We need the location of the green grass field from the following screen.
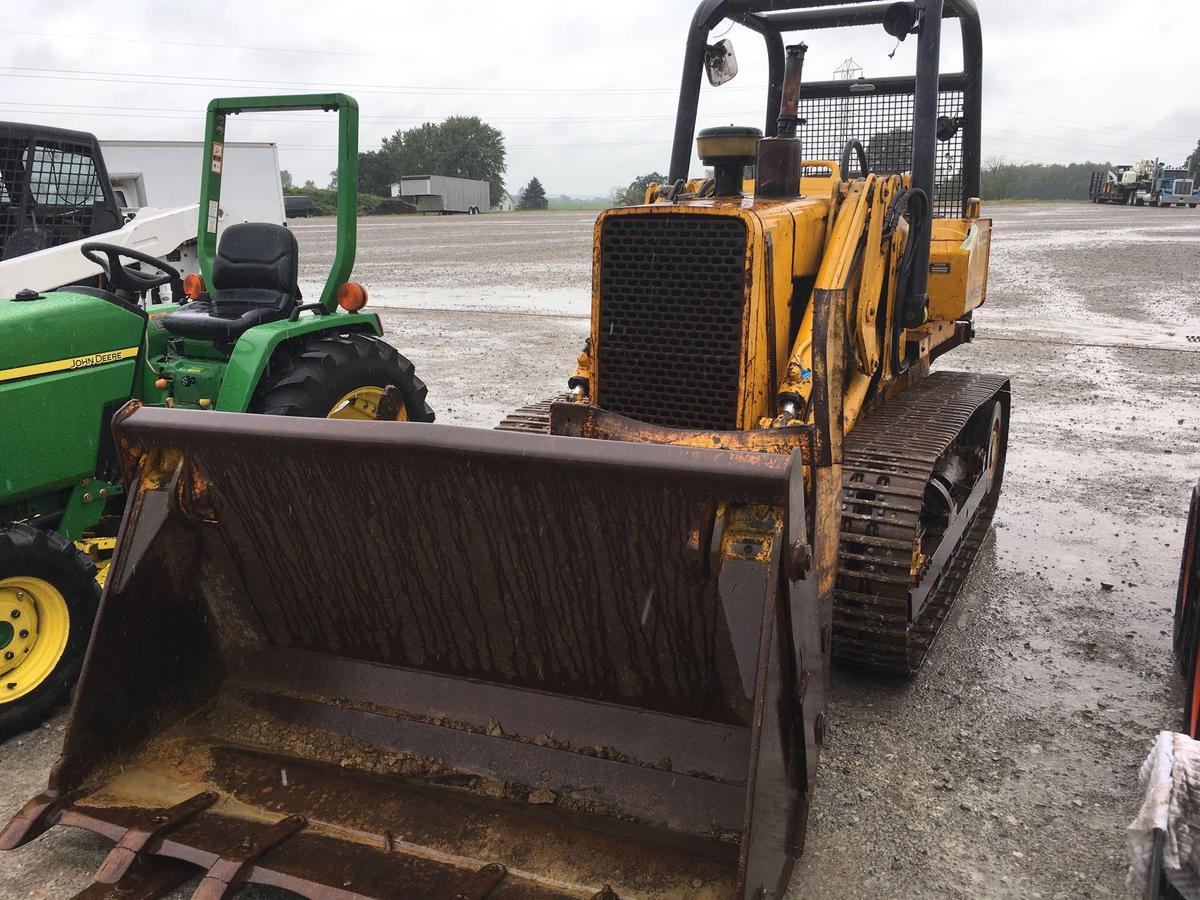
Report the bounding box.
[546,198,611,211]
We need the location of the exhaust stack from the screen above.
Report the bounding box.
[756,43,808,199]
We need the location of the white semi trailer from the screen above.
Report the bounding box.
[391,175,490,214]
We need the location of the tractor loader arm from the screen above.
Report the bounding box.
[0,204,198,297]
[777,173,908,431]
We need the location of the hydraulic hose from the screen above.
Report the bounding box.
[883,187,930,376]
[840,139,870,180]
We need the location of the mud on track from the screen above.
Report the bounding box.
[2,205,1198,899]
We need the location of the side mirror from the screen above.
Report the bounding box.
[883,2,919,40]
[936,116,961,142]
[705,39,739,87]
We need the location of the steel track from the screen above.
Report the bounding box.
[834,371,1010,675]
[495,396,569,433]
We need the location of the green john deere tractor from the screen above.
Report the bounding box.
[0,94,433,738]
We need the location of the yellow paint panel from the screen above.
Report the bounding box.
[927,218,992,321]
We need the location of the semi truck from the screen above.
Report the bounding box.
[1157,166,1198,208]
[1090,158,1198,208]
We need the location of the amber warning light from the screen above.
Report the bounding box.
[337,282,368,312]
[182,273,205,300]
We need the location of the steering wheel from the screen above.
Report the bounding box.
[81,242,183,303]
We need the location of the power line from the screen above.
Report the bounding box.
[0,99,764,127]
[5,99,1186,156]
[979,126,1190,159]
[0,110,1162,163]
[1,98,1185,166]
[984,103,1198,143]
[0,28,679,69]
[1,80,1190,159]
[0,64,754,97]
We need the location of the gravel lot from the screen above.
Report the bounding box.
[3,204,1198,899]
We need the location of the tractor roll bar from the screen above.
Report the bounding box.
[669,0,983,211]
[197,94,359,316]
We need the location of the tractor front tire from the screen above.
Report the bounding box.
[0,524,100,741]
[250,333,435,422]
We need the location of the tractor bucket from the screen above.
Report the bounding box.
[2,406,830,900]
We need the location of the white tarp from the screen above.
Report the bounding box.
[1129,731,1200,898]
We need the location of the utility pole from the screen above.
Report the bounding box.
[834,58,864,150]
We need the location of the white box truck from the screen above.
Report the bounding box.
[100,140,286,226]
[392,175,490,214]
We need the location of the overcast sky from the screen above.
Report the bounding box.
[6,1,1198,197]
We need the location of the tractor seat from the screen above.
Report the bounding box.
[161,223,301,343]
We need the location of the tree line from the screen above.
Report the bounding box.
[282,116,556,213]
[357,117,507,208]
[609,155,1198,207]
[980,159,1109,201]
[286,118,1200,211]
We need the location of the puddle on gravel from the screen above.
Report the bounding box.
[980,311,1200,353]
[973,475,1182,720]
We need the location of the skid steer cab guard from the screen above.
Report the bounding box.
[2,393,838,899]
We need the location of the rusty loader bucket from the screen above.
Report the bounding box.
[2,407,834,899]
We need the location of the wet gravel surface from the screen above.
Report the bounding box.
[2,204,1198,899]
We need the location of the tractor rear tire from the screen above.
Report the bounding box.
[250,333,435,422]
[0,523,100,741]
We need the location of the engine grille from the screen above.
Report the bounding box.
[596,214,747,431]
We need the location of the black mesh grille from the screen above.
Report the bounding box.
[0,134,107,261]
[800,88,965,218]
[597,214,747,431]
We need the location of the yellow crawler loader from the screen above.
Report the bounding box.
[2,1,1005,898]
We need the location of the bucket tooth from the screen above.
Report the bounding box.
[71,855,198,900]
[191,814,307,900]
[0,790,75,850]
[94,792,218,884]
[447,863,508,900]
